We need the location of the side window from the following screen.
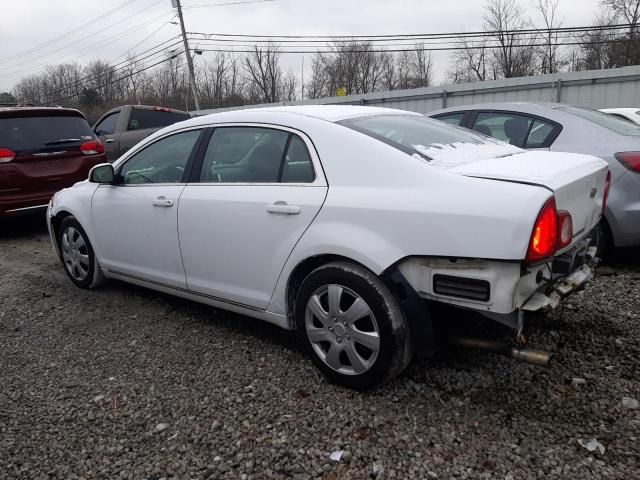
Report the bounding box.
[118,129,201,184]
[525,119,556,148]
[472,112,533,147]
[127,109,190,131]
[281,135,315,183]
[434,113,465,126]
[94,112,120,136]
[199,127,289,183]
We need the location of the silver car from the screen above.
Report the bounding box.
[427,102,640,252]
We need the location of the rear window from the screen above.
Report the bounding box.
[340,114,523,169]
[0,115,94,152]
[560,106,640,136]
[127,109,190,131]
[341,114,489,156]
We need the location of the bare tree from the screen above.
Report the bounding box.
[484,0,537,78]
[410,44,433,88]
[447,38,489,83]
[533,0,565,73]
[243,44,282,103]
[602,0,640,65]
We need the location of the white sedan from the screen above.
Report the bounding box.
[47,106,609,389]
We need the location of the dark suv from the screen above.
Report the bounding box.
[0,107,106,216]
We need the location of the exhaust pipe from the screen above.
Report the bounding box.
[448,336,552,368]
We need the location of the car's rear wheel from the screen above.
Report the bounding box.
[57,216,104,289]
[295,261,412,390]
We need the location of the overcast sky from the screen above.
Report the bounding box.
[1,0,603,92]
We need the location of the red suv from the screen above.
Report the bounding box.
[0,107,106,217]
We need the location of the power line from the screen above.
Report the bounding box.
[0,0,168,74]
[187,22,636,41]
[181,0,274,7]
[0,0,140,66]
[1,11,175,81]
[193,38,629,55]
[48,53,183,104]
[34,39,184,102]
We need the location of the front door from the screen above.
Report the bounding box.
[94,111,121,161]
[178,126,327,309]
[91,128,203,287]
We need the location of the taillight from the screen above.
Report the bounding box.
[0,147,16,163]
[80,140,104,155]
[602,170,611,213]
[557,210,573,249]
[526,197,573,263]
[615,152,640,172]
[527,198,558,263]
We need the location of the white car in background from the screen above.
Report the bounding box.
[599,108,640,125]
[47,106,609,389]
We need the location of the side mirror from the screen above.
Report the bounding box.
[89,163,115,184]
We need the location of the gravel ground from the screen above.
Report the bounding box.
[0,215,639,480]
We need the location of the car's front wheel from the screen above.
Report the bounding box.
[57,216,104,289]
[295,261,412,390]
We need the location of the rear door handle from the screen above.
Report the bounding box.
[266,202,301,215]
[152,196,174,208]
[104,138,115,144]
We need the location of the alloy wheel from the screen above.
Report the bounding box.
[304,284,380,375]
[61,226,90,282]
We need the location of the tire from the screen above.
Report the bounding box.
[593,218,613,259]
[57,216,105,289]
[295,261,413,390]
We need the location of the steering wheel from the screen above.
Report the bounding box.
[152,165,185,183]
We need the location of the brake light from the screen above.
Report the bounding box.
[80,140,104,155]
[527,198,558,263]
[602,170,611,213]
[153,107,171,112]
[0,147,16,163]
[615,152,640,172]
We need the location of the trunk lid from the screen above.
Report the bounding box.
[447,150,609,245]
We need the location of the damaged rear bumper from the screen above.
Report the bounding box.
[521,245,597,314]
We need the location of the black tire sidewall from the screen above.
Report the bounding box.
[57,216,96,289]
[295,263,409,390]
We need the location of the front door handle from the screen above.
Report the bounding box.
[266,202,301,215]
[152,196,174,208]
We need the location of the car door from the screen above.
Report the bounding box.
[469,111,560,150]
[178,125,328,310]
[94,111,121,161]
[91,128,204,287]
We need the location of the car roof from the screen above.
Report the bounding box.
[194,105,420,124]
[0,106,86,119]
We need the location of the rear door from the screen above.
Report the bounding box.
[178,124,327,310]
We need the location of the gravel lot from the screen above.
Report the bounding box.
[1,215,639,480]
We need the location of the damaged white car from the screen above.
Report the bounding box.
[47,106,610,389]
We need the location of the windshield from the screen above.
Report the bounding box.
[0,115,94,152]
[559,106,640,136]
[340,114,523,169]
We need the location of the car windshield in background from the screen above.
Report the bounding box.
[340,114,488,159]
[127,109,190,131]
[0,115,94,152]
[560,105,640,136]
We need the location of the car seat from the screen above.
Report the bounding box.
[247,143,283,182]
[503,117,530,147]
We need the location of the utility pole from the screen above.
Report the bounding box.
[174,0,200,111]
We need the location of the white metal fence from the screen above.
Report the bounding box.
[197,65,640,116]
